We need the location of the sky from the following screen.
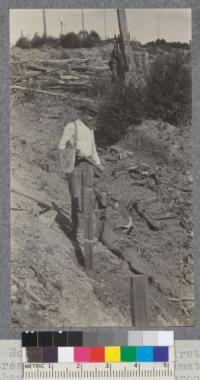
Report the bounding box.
[10,9,191,45]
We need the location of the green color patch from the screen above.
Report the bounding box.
[120,346,137,362]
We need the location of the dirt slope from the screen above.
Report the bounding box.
[11,45,194,327]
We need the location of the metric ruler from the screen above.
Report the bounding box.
[23,362,175,380]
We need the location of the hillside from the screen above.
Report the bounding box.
[11,44,193,327]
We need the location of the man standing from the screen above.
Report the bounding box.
[58,116,103,243]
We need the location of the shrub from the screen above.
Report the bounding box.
[15,30,101,50]
[15,36,31,49]
[31,33,45,48]
[95,81,145,145]
[60,32,81,48]
[90,72,111,97]
[46,36,60,48]
[78,30,89,42]
[89,30,101,45]
[90,30,101,42]
[146,52,192,126]
[78,30,101,48]
[84,31,101,48]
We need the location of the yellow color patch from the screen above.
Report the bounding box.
[105,346,121,362]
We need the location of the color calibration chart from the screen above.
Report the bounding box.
[22,330,175,379]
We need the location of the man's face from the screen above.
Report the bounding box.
[82,115,93,129]
[82,115,93,125]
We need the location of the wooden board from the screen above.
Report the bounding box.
[130,275,148,326]
[84,240,93,271]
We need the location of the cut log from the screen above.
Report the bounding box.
[60,74,90,81]
[155,214,177,221]
[24,64,50,73]
[12,71,42,79]
[48,81,92,90]
[70,96,99,113]
[170,298,194,302]
[131,201,160,231]
[11,85,68,99]
[130,275,148,326]
[72,65,109,73]
[84,240,93,271]
[11,184,70,217]
[38,59,70,72]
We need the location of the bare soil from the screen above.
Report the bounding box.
[11,44,194,328]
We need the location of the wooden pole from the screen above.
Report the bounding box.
[81,10,85,36]
[156,12,160,40]
[83,163,94,270]
[103,10,107,40]
[42,9,47,41]
[130,275,148,326]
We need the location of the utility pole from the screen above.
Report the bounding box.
[103,10,107,40]
[81,9,85,35]
[156,12,160,40]
[42,9,47,41]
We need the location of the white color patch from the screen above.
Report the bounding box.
[158,331,174,346]
[143,331,158,346]
[58,347,74,363]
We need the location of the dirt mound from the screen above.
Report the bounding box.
[121,119,191,168]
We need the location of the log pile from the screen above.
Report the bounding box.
[10,53,109,112]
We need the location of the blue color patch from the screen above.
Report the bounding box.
[153,346,169,362]
[136,346,153,362]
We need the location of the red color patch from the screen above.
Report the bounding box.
[90,347,105,362]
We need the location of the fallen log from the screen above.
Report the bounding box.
[60,74,90,81]
[24,63,51,73]
[131,201,160,231]
[12,71,42,79]
[72,65,109,73]
[11,85,68,99]
[170,298,194,302]
[40,58,89,64]
[38,59,70,71]
[113,165,138,176]
[48,81,92,90]
[11,185,70,217]
[155,213,177,220]
[69,96,99,113]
